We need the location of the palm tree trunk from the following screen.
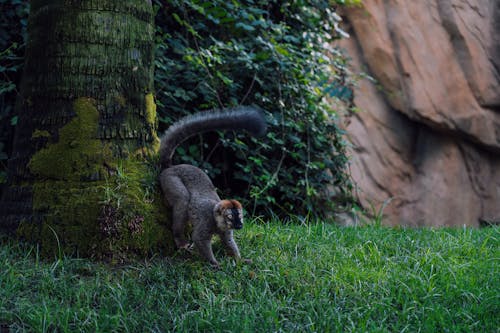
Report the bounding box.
[0,0,171,258]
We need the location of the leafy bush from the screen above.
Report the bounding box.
[0,0,29,185]
[154,0,356,219]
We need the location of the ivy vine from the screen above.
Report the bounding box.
[154,0,358,219]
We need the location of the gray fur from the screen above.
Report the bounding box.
[159,107,266,267]
[159,106,266,168]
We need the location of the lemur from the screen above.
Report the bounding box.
[159,106,267,268]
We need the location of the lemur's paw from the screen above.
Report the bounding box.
[210,261,221,270]
[241,258,252,265]
[176,241,195,255]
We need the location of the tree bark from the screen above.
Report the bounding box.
[0,0,171,258]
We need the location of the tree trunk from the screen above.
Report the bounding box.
[0,0,172,258]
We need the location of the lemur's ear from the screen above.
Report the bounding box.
[229,200,242,210]
[214,200,229,217]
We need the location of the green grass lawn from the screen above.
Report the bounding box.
[1,221,499,332]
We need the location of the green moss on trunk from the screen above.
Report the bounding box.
[29,98,112,180]
[22,98,172,259]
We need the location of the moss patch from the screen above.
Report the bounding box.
[31,130,50,139]
[23,97,173,259]
[145,92,160,153]
[28,98,113,181]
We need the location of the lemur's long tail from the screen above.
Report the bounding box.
[160,106,267,169]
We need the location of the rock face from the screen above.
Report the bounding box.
[337,0,500,226]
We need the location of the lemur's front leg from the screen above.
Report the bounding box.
[220,230,240,258]
[220,231,252,264]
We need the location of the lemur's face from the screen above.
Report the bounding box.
[214,200,243,231]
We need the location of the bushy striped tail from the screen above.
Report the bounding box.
[160,106,267,169]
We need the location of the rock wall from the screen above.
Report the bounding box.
[337,0,500,226]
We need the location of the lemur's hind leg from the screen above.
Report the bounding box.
[160,172,190,249]
[191,215,219,267]
[172,203,190,249]
[193,239,219,268]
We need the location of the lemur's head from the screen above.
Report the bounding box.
[214,200,243,231]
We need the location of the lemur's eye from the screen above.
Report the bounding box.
[227,214,233,220]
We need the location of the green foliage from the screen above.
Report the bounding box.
[154,0,355,219]
[0,0,29,185]
[1,222,498,331]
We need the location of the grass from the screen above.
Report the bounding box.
[1,220,499,332]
